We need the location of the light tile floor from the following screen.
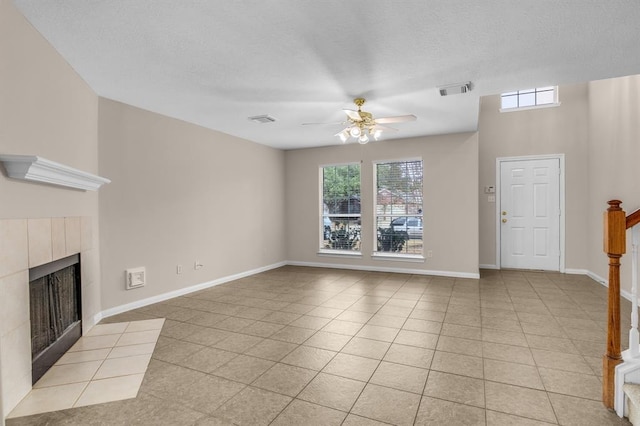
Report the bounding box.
[8,318,164,419]
[5,268,633,425]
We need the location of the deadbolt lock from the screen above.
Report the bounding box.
[502,211,507,215]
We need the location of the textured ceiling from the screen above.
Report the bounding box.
[12,1,640,149]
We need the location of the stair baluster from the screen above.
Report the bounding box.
[631,226,640,358]
[603,200,626,409]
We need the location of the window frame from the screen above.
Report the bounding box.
[318,162,362,256]
[372,158,425,261]
[500,86,560,112]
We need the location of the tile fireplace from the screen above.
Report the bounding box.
[0,217,101,418]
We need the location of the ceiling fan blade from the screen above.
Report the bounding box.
[374,114,417,124]
[343,109,363,121]
[372,125,399,132]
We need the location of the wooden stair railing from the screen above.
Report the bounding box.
[603,200,626,408]
[603,200,632,409]
[628,209,640,230]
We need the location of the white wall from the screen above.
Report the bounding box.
[587,75,640,293]
[98,99,287,311]
[478,84,590,270]
[285,133,479,277]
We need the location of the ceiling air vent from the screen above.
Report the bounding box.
[248,115,277,124]
[438,82,472,96]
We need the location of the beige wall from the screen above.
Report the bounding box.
[0,0,99,220]
[0,0,101,419]
[284,133,479,277]
[98,99,287,310]
[587,75,640,293]
[478,84,590,270]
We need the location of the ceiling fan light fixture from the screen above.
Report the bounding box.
[336,130,349,143]
[328,97,416,145]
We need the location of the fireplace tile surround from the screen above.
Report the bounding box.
[0,217,101,418]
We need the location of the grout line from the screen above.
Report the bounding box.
[60,272,616,421]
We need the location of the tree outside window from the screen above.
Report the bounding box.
[321,164,361,252]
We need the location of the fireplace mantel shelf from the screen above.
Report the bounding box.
[0,155,110,191]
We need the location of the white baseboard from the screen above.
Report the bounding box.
[103,262,630,321]
[98,259,479,321]
[92,312,103,327]
[286,260,480,279]
[99,261,287,319]
[565,268,589,275]
[585,269,633,302]
[585,270,607,285]
[479,264,499,270]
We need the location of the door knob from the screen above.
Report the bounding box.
[502,218,507,223]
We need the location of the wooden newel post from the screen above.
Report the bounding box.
[603,200,626,409]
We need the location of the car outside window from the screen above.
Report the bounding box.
[374,160,423,256]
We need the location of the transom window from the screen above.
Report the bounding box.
[374,160,423,256]
[500,86,558,111]
[320,163,361,252]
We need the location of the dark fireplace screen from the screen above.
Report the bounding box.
[29,254,82,383]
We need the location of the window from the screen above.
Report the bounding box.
[500,86,559,111]
[374,160,423,256]
[321,163,361,252]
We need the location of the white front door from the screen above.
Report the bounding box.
[500,158,560,271]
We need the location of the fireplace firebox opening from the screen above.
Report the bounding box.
[29,254,82,384]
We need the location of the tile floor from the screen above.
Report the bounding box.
[6,267,633,425]
[8,319,164,418]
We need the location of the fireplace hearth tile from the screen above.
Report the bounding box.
[84,322,129,336]
[8,319,164,419]
[33,360,102,388]
[116,329,162,346]
[56,348,111,365]
[125,318,166,332]
[74,374,145,407]
[108,342,156,359]
[93,354,152,380]
[68,334,121,351]
[7,382,87,418]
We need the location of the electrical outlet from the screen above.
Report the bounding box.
[176,264,182,274]
[426,250,433,258]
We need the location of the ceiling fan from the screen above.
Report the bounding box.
[304,98,417,144]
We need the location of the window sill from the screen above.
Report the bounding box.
[371,253,425,263]
[500,102,561,113]
[318,249,362,258]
